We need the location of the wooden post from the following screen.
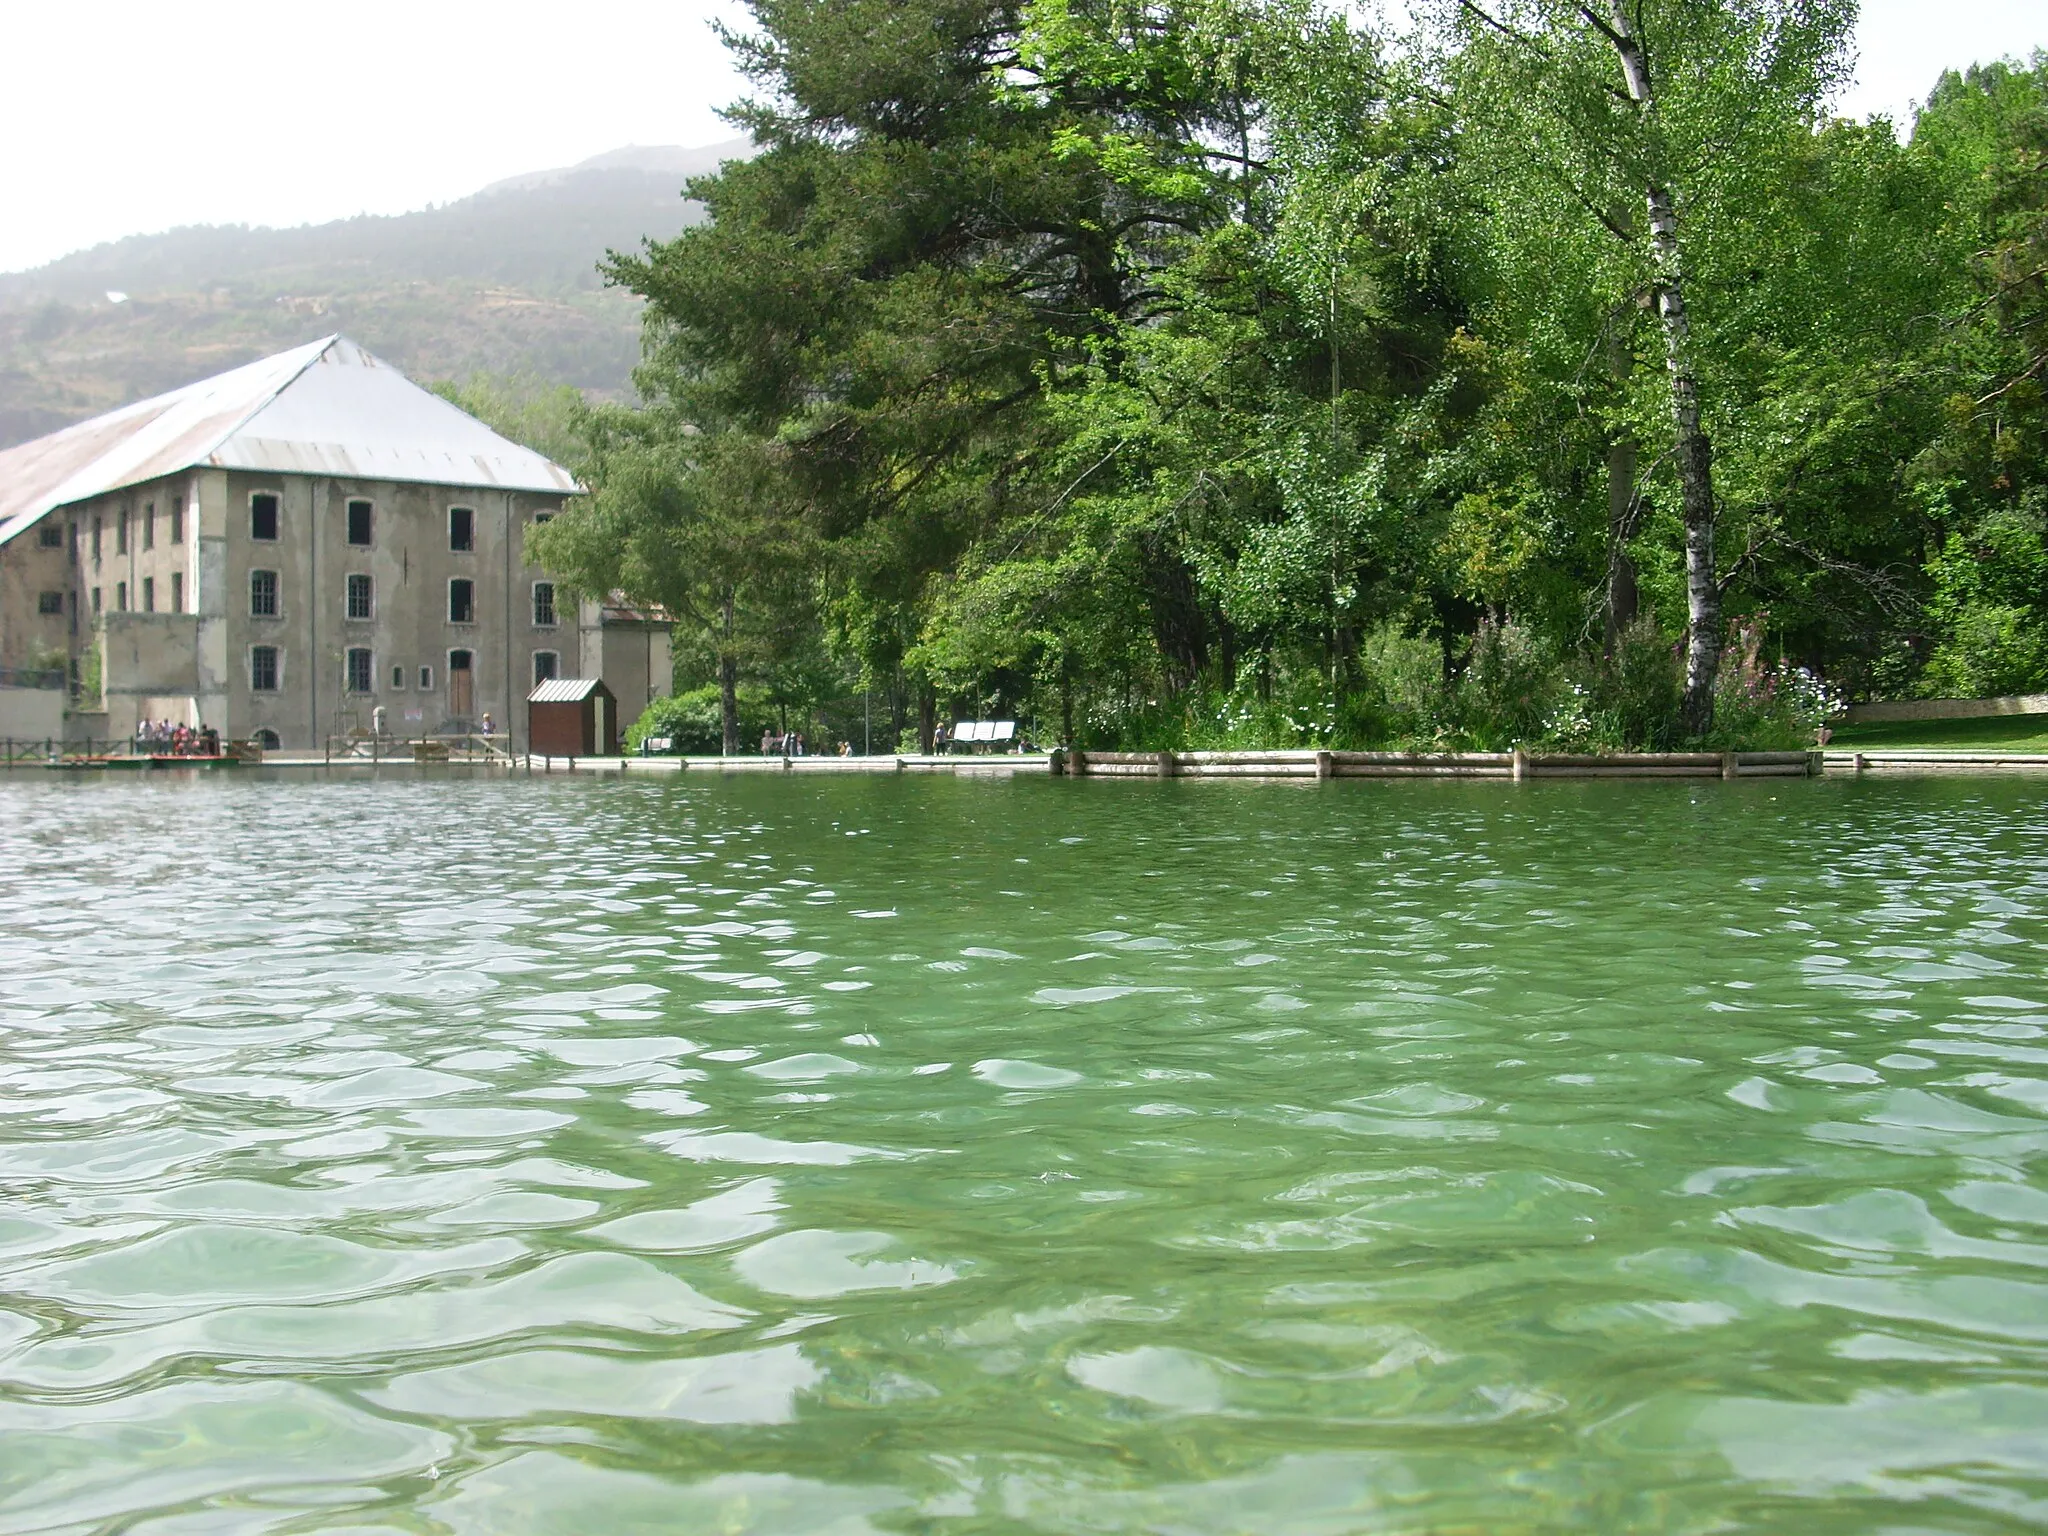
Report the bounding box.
[1853,752,1867,774]
[1069,750,1085,778]
[1512,747,1528,783]
[1721,751,1738,781]
[1157,751,1175,778]
[1315,749,1334,781]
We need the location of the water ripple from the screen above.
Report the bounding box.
[0,771,2045,1530]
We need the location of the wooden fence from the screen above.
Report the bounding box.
[0,737,141,767]
[323,732,513,765]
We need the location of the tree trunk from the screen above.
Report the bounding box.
[918,686,935,755]
[1140,529,1209,695]
[1060,655,1075,747]
[1599,0,1722,733]
[719,592,739,757]
[1604,435,1641,654]
[1603,322,1641,655]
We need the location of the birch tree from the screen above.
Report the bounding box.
[1431,0,1853,730]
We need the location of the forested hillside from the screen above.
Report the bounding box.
[527,0,2048,750]
[0,140,750,447]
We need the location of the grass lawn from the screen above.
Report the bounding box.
[1828,713,2048,752]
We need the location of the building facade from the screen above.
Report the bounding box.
[0,337,670,752]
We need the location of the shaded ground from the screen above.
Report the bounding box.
[1830,713,2048,751]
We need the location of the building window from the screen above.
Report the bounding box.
[532,650,559,685]
[37,591,63,615]
[38,521,62,548]
[448,506,475,552]
[533,511,554,526]
[346,573,374,620]
[250,569,279,617]
[418,664,434,690]
[250,646,280,691]
[117,581,128,611]
[143,503,155,550]
[251,493,280,541]
[255,728,281,750]
[532,581,556,628]
[91,587,101,615]
[170,498,184,543]
[390,664,407,690]
[142,577,155,612]
[171,572,184,613]
[345,647,373,694]
[346,500,373,546]
[92,514,102,562]
[118,508,129,554]
[448,578,474,624]
[68,522,77,565]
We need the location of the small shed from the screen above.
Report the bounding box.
[528,678,619,757]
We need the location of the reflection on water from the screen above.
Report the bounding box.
[1,770,2046,1532]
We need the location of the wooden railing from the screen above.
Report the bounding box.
[323,732,513,765]
[0,738,154,767]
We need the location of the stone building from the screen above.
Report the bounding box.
[0,336,670,752]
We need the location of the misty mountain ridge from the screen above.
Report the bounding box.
[0,138,751,449]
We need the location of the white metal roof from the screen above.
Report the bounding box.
[528,677,612,703]
[0,335,580,547]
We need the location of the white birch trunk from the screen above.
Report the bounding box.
[1599,0,1722,733]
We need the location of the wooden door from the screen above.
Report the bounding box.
[449,652,474,720]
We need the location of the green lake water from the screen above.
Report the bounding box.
[2,770,2047,1533]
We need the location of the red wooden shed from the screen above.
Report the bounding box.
[528,678,619,757]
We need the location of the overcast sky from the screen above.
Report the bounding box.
[0,0,2040,275]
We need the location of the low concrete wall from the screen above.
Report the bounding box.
[0,686,63,742]
[1843,694,2048,724]
[1061,749,1820,780]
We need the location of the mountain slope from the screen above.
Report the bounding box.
[0,140,747,448]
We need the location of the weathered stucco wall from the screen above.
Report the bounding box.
[0,518,76,675]
[101,612,202,697]
[0,686,64,741]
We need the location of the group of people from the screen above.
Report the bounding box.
[136,719,220,757]
[761,729,812,757]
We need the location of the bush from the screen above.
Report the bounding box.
[626,686,776,754]
[1921,603,2048,698]
[1455,619,1560,746]
[1355,623,1450,741]
[1594,617,1683,749]
[1708,652,1845,749]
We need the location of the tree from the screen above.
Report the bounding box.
[526,405,815,754]
[1430,0,1855,730]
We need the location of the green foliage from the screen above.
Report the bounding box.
[626,686,778,754]
[523,6,2048,753]
[1598,618,1686,750]
[1923,606,2048,698]
[1919,502,2048,695]
[1356,624,1452,742]
[1455,619,1558,745]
